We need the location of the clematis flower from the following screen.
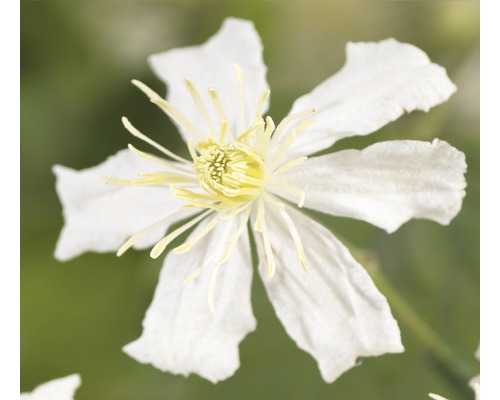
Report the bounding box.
[21,375,81,400]
[54,18,466,383]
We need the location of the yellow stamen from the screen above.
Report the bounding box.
[150,209,213,259]
[217,208,251,265]
[174,212,227,254]
[184,77,216,133]
[272,156,308,177]
[233,63,246,132]
[116,212,187,257]
[127,144,194,174]
[271,108,315,143]
[277,207,308,272]
[182,266,204,285]
[122,117,191,165]
[152,98,205,141]
[270,119,315,168]
[271,182,305,208]
[254,197,265,232]
[261,221,276,278]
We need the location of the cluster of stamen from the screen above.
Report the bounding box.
[193,141,266,203]
[106,64,315,311]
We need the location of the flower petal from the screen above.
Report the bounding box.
[277,139,466,233]
[257,206,403,383]
[123,214,256,383]
[21,374,81,400]
[149,17,269,140]
[54,149,188,261]
[281,39,456,159]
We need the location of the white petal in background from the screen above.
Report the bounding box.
[149,17,269,140]
[280,39,456,160]
[21,374,81,400]
[124,215,257,383]
[54,149,187,261]
[277,139,466,234]
[257,206,403,383]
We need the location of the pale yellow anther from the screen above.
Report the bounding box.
[131,79,163,101]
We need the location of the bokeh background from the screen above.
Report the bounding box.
[21,2,479,399]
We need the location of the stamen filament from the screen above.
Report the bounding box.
[132,79,205,142]
[208,88,235,141]
[277,207,308,272]
[261,221,276,277]
[263,192,285,209]
[122,117,191,165]
[257,116,276,157]
[270,182,305,208]
[254,197,265,232]
[116,212,187,257]
[271,108,315,143]
[174,211,228,254]
[182,266,204,285]
[184,77,216,133]
[272,156,308,177]
[131,79,163,101]
[150,209,213,259]
[271,119,314,168]
[151,98,205,141]
[254,90,270,121]
[127,144,194,174]
[217,208,251,265]
[233,63,246,133]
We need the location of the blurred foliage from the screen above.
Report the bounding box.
[21,2,479,400]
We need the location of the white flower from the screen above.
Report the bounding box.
[21,375,81,400]
[54,18,466,383]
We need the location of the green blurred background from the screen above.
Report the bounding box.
[21,2,479,399]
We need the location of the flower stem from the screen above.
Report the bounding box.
[359,251,476,391]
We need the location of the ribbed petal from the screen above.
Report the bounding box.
[257,206,403,383]
[276,139,467,233]
[21,374,81,400]
[123,214,256,383]
[149,17,269,141]
[54,149,187,261]
[278,38,456,160]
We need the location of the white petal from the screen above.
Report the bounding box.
[54,149,188,261]
[277,139,467,233]
[21,374,81,400]
[149,17,269,140]
[123,214,256,383]
[257,206,403,383]
[280,38,456,159]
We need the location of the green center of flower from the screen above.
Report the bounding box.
[194,140,266,203]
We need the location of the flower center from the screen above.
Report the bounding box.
[194,140,266,203]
